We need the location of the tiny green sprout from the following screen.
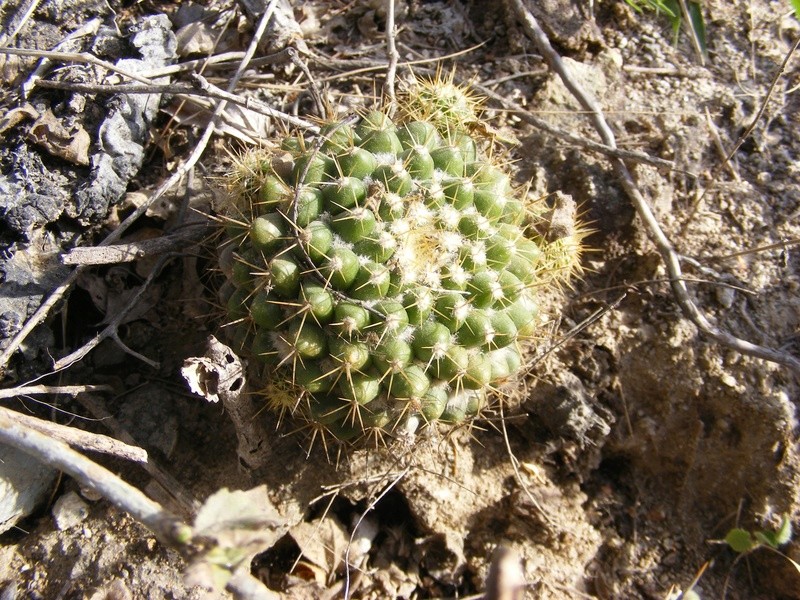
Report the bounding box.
[724,514,793,554]
[721,515,800,580]
[623,0,706,59]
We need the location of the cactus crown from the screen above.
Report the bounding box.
[218,76,581,446]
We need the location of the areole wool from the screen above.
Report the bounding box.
[218,77,582,444]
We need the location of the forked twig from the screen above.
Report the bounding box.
[52,254,169,371]
[506,0,800,375]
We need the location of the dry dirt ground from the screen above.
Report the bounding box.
[1,0,799,598]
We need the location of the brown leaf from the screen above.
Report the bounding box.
[26,108,91,166]
[0,104,38,136]
[289,518,350,581]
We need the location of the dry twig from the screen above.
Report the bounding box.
[77,393,200,516]
[21,17,102,98]
[505,0,800,375]
[52,254,169,371]
[0,383,112,399]
[61,224,207,266]
[383,0,400,110]
[0,1,284,376]
[35,75,318,132]
[0,406,148,463]
[0,408,190,545]
[0,0,41,46]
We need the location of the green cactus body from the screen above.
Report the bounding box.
[221,80,581,444]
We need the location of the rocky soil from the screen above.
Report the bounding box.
[1,0,799,599]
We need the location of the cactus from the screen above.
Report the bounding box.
[218,78,582,444]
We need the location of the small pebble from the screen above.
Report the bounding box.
[52,491,89,531]
[716,286,735,308]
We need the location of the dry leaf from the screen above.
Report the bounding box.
[27,108,91,166]
[0,104,38,136]
[186,486,286,595]
[195,486,283,536]
[175,22,219,56]
[289,518,350,582]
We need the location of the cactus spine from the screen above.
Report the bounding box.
[219,77,581,444]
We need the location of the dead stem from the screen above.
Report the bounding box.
[286,47,326,117]
[0,383,112,399]
[34,76,319,132]
[0,0,41,45]
[0,406,148,463]
[0,0,284,377]
[77,393,200,516]
[0,46,163,86]
[21,17,101,98]
[60,224,207,266]
[505,0,800,376]
[498,401,558,529]
[52,254,169,371]
[0,408,191,545]
[383,0,400,112]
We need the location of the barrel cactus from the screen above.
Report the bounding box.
[217,77,582,445]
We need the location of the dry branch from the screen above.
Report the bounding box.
[0,406,148,463]
[0,408,190,544]
[52,254,169,371]
[0,383,112,399]
[77,393,200,516]
[505,0,800,376]
[0,0,284,377]
[34,75,318,132]
[60,224,207,266]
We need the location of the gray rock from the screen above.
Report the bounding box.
[0,443,57,534]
